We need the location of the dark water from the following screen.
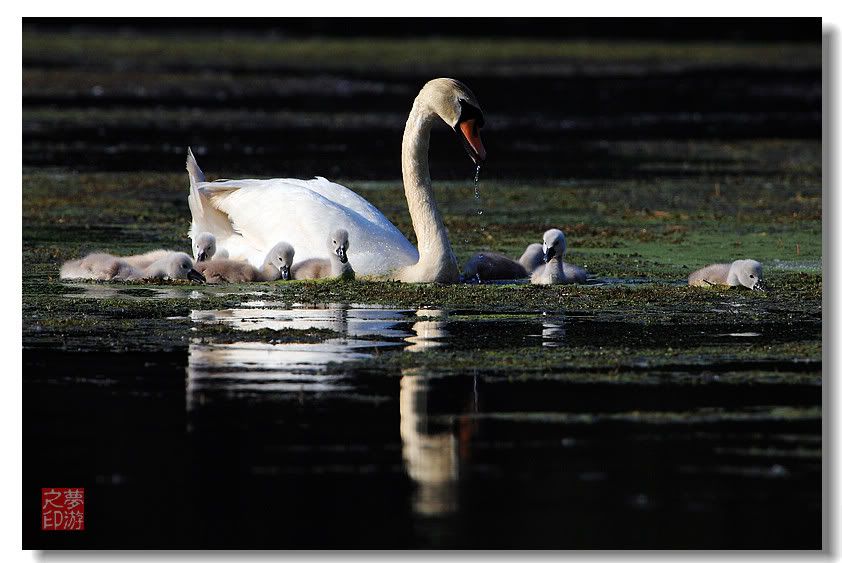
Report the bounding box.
[23,71,821,180]
[23,304,821,549]
[23,40,821,180]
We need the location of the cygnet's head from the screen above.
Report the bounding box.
[327,229,350,264]
[193,232,216,262]
[542,229,567,263]
[264,242,295,280]
[418,78,486,164]
[731,259,764,290]
[165,252,206,283]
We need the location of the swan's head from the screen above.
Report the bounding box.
[420,78,486,164]
[542,229,567,263]
[193,232,216,262]
[165,252,206,283]
[328,229,350,264]
[731,259,764,290]
[265,242,295,280]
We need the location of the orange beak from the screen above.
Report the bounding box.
[459,119,487,164]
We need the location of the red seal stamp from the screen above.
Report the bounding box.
[41,488,84,531]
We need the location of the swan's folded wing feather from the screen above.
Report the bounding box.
[189,184,238,241]
[289,177,398,230]
[197,178,418,274]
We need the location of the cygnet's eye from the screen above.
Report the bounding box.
[749,275,755,278]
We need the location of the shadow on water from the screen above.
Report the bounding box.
[23,302,820,548]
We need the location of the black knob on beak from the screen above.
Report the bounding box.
[543,247,556,263]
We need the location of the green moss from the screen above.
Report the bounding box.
[23,139,821,359]
[440,406,822,425]
[192,324,340,344]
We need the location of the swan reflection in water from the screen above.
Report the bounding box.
[400,367,479,517]
[185,304,409,411]
[186,302,474,517]
[190,303,411,339]
[405,309,448,352]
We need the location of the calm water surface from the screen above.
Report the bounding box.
[23,301,820,548]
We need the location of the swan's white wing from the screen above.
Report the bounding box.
[280,177,398,231]
[188,183,237,243]
[197,178,418,275]
[186,148,235,248]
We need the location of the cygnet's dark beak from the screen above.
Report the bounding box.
[197,251,207,262]
[281,265,290,280]
[543,247,556,263]
[337,247,348,264]
[188,268,206,283]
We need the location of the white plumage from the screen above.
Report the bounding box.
[187,153,418,275]
[184,78,487,283]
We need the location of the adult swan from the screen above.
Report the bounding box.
[186,78,486,283]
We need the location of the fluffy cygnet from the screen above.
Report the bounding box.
[60,253,142,281]
[531,229,588,285]
[688,259,764,290]
[143,252,206,282]
[291,229,354,280]
[192,232,227,262]
[518,243,544,274]
[122,250,179,269]
[197,242,295,284]
[462,252,527,282]
[61,251,204,282]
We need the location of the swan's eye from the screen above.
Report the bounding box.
[750,275,755,278]
[457,99,485,128]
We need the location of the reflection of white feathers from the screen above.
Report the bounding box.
[405,309,447,351]
[184,305,411,411]
[399,374,459,516]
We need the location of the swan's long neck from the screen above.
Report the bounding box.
[400,99,459,283]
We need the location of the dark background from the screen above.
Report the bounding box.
[25,17,819,40]
[22,18,821,180]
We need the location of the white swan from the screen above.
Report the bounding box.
[186,78,486,283]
